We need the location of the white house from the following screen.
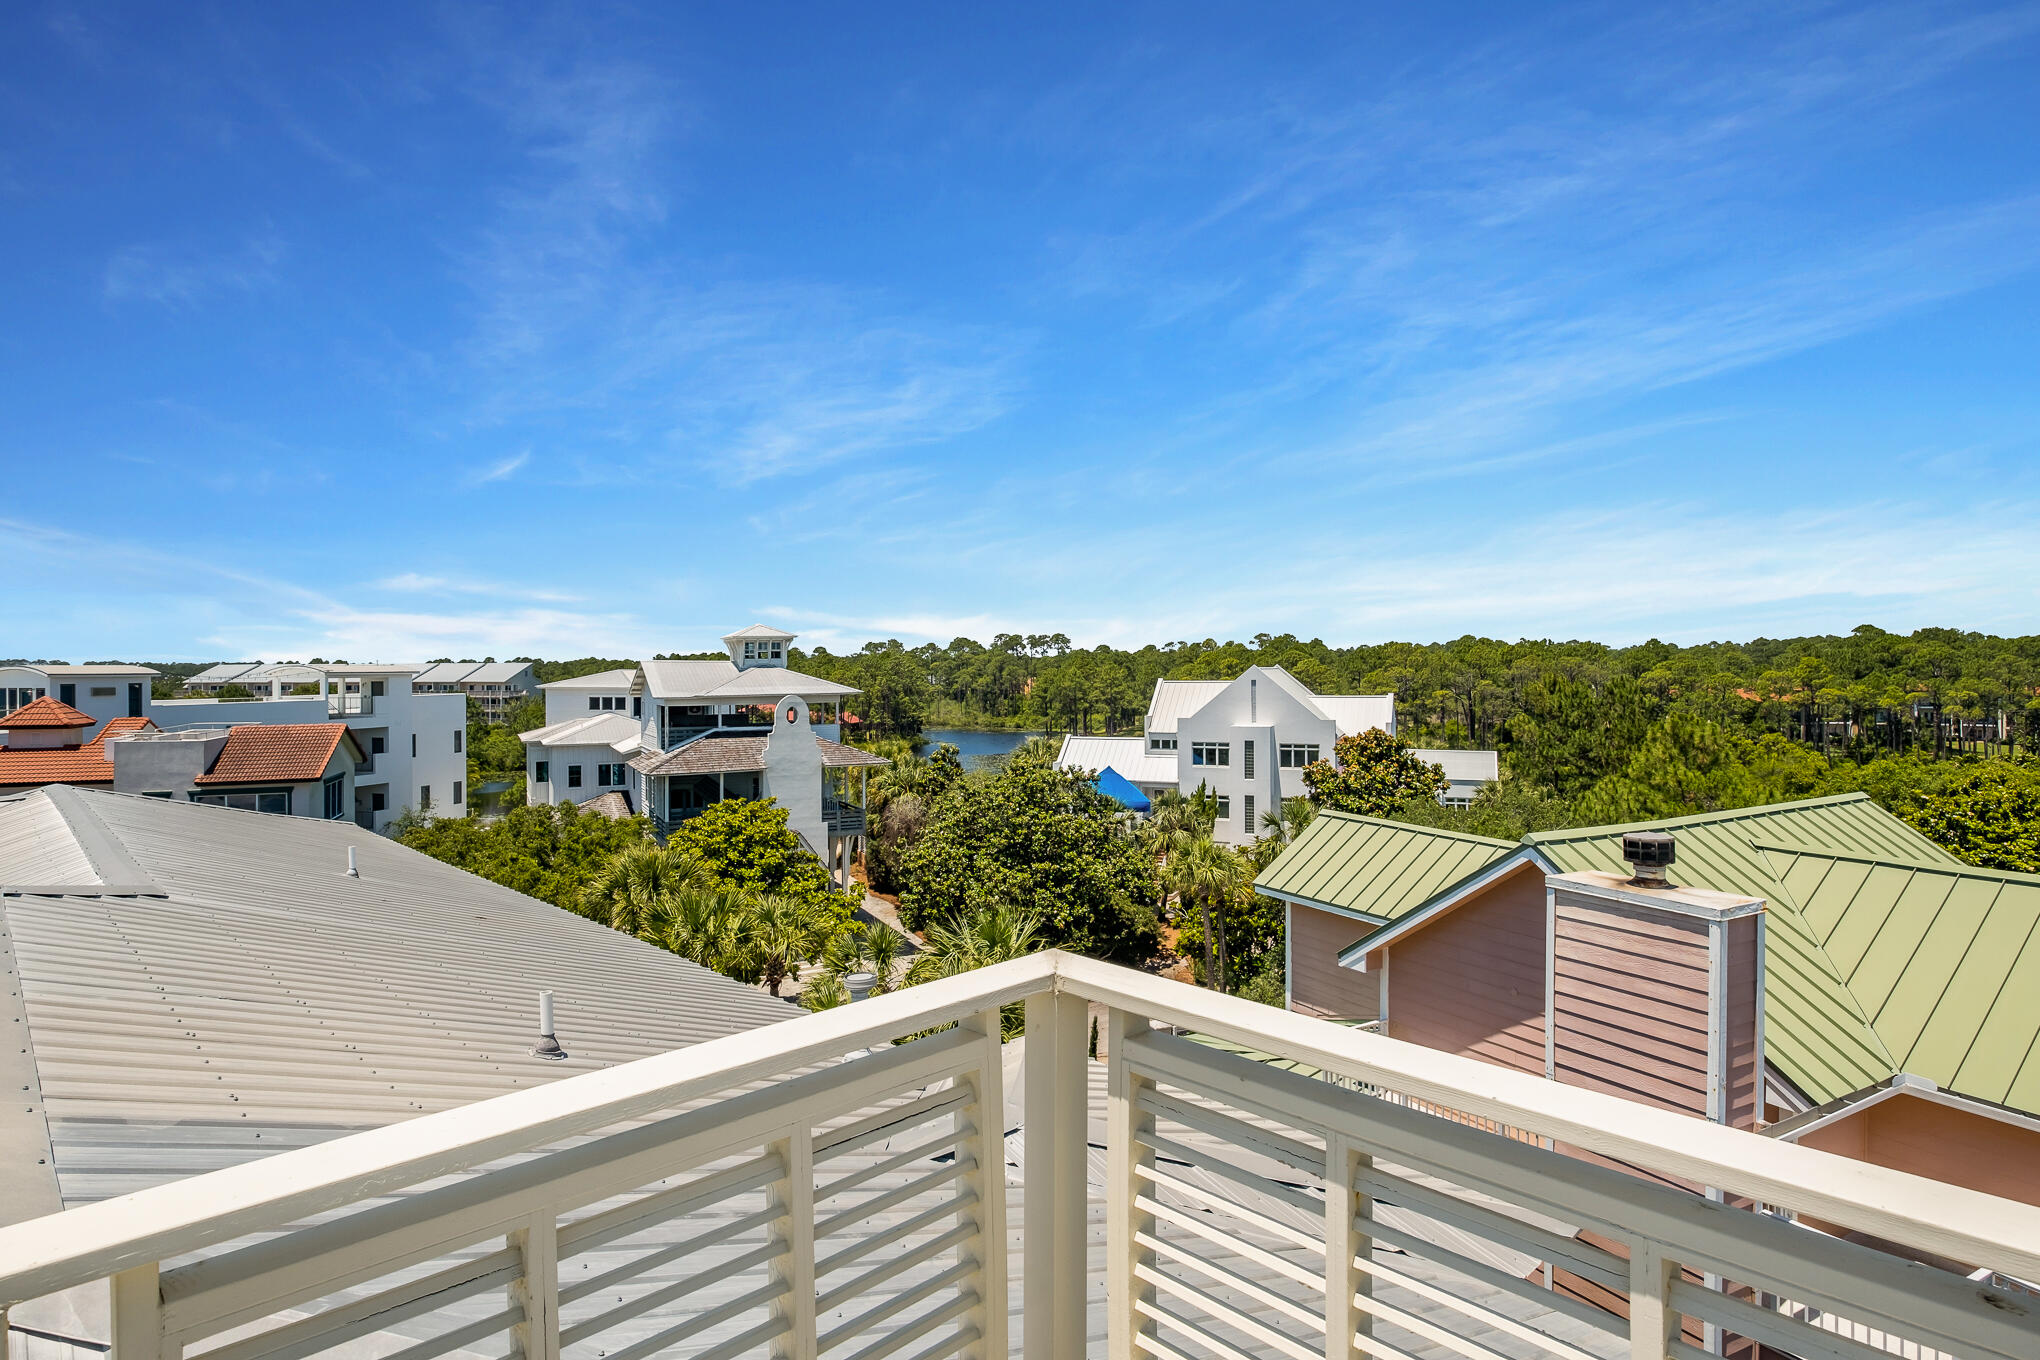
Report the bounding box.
[1057,666,1496,844]
[150,662,466,831]
[522,626,885,886]
[410,660,538,721]
[0,662,156,738]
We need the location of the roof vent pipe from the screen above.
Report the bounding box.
[846,971,878,1002]
[346,846,359,878]
[1621,830,1676,887]
[534,990,568,1060]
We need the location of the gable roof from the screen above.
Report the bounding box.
[1255,810,1520,924]
[186,662,261,685]
[1058,734,1179,787]
[192,724,358,785]
[412,661,478,684]
[722,624,797,641]
[1289,792,1986,1109]
[0,786,796,1215]
[0,696,96,729]
[1755,847,2040,1115]
[521,712,645,752]
[1144,669,1395,736]
[1144,679,1229,734]
[542,667,639,691]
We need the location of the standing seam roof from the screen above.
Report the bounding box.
[1254,812,1518,923]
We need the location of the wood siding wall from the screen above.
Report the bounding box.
[1383,862,1546,1075]
[1724,913,1762,1131]
[1798,1093,2040,1208]
[1551,899,1711,1117]
[1287,904,1380,1022]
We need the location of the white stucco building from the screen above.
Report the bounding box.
[151,663,466,831]
[1057,666,1496,844]
[522,626,886,885]
[0,662,156,737]
[410,660,538,722]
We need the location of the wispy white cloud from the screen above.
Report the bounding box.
[372,571,581,604]
[102,232,285,306]
[466,450,531,485]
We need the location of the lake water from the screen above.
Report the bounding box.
[918,728,1045,762]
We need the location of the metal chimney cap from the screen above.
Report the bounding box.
[1621,830,1676,885]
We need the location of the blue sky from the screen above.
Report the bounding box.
[5,3,2039,661]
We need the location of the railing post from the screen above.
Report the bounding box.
[1023,990,1088,1360]
[1106,1009,1154,1360]
[1324,1133,1367,1360]
[1628,1238,1679,1360]
[508,1210,560,1360]
[111,1263,173,1360]
[961,1006,1010,1360]
[768,1127,818,1360]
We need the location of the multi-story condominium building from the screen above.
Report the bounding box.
[1058,665,1498,844]
[410,660,538,721]
[151,662,466,831]
[0,660,156,737]
[523,626,884,884]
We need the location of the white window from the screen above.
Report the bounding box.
[1244,794,1256,830]
[1243,741,1254,779]
[1190,742,1229,767]
[90,686,115,697]
[453,780,463,805]
[1278,744,1321,768]
[1149,736,1176,751]
[1215,795,1231,820]
[196,790,291,815]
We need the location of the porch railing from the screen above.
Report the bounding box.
[3,952,2037,1360]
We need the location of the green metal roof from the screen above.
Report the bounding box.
[1263,792,2024,1110]
[1253,811,1518,924]
[1755,847,2040,1113]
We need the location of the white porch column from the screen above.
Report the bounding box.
[1023,991,1089,1360]
[960,1008,1009,1360]
[1106,1009,1155,1360]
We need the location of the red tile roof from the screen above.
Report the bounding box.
[0,696,97,729]
[0,717,158,789]
[0,748,117,786]
[193,724,355,785]
[85,716,155,750]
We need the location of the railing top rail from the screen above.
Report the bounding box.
[4,950,2039,1307]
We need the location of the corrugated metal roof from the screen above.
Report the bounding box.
[27,664,160,678]
[1254,812,1519,923]
[0,786,796,1207]
[0,794,99,884]
[522,712,643,749]
[1314,693,1398,736]
[641,659,738,698]
[542,667,639,691]
[1756,847,2040,1113]
[722,624,797,639]
[185,663,262,685]
[411,661,477,684]
[1413,748,1501,783]
[461,661,533,684]
[1143,679,1228,734]
[1056,735,1179,787]
[705,668,859,701]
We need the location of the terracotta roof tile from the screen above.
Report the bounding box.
[0,748,116,787]
[84,716,156,750]
[0,696,96,729]
[193,724,353,785]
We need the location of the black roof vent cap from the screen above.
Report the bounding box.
[1622,830,1676,887]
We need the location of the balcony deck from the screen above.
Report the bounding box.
[2,953,2036,1360]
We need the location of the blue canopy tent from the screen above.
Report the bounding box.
[1091,765,1153,813]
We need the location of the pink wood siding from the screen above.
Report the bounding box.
[1799,1093,2040,1209]
[1383,862,1546,1076]
[1552,901,1711,1117]
[1288,904,1380,1021]
[1725,913,1762,1131]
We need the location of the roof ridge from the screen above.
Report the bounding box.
[1313,808,1522,850]
[1521,791,1877,842]
[33,786,158,891]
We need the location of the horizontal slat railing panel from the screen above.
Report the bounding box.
[557,1204,777,1307]
[160,1028,974,1339]
[1120,1023,2040,1360]
[556,1151,780,1255]
[1354,1248,1622,1358]
[813,1085,972,1160]
[1051,954,2040,1282]
[187,1249,521,1360]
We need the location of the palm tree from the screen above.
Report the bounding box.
[646,886,745,972]
[580,844,712,938]
[732,893,840,997]
[822,920,905,996]
[1171,837,1250,992]
[904,901,1044,984]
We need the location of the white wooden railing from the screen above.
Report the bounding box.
[3,952,2039,1360]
